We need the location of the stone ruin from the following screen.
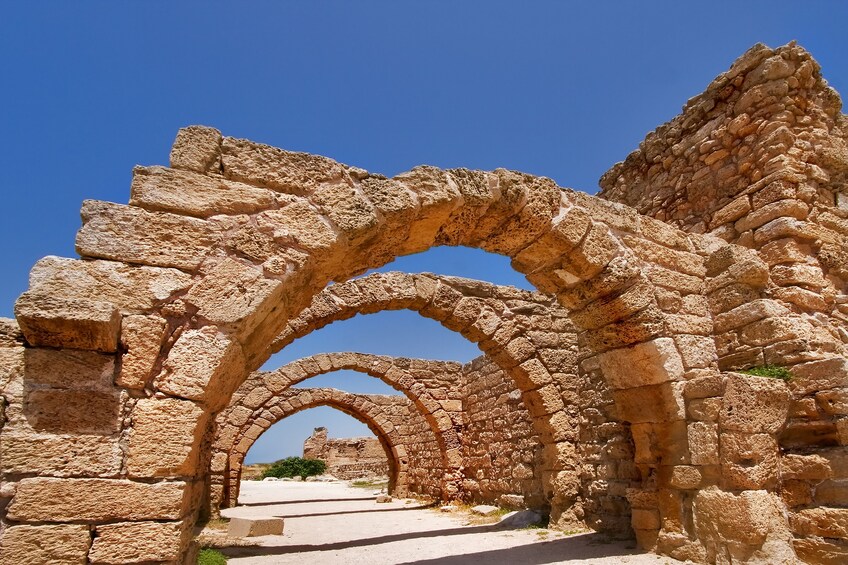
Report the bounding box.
[0,41,845,564]
[301,426,389,480]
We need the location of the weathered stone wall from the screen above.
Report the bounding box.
[3,41,847,564]
[461,355,545,508]
[600,42,848,562]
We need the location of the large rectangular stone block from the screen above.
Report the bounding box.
[75,200,218,271]
[24,388,122,434]
[26,256,192,313]
[1,432,122,476]
[130,165,276,218]
[127,397,209,478]
[0,524,91,565]
[89,521,185,564]
[7,478,192,522]
[227,517,284,537]
[599,337,685,390]
[23,348,114,388]
[15,292,120,353]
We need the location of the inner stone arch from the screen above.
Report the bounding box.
[213,387,428,510]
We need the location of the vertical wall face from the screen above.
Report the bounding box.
[600,42,848,563]
[460,355,545,509]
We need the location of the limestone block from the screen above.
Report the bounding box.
[1,432,122,476]
[569,281,654,331]
[673,334,716,369]
[631,420,689,465]
[790,507,848,539]
[310,182,379,245]
[740,316,813,347]
[790,356,848,396]
[131,165,275,218]
[599,338,685,390]
[720,373,790,433]
[0,524,91,565]
[89,521,185,564]
[688,422,719,465]
[76,200,218,271]
[694,487,792,562]
[221,136,351,194]
[23,348,114,388]
[15,292,120,353]
[256,200,338,251]
[7,478,191,521]
[793,537,848,565]
[780,453,832,480]
[720,432,779,490]
[613,382,685,424]
[227,517,284,537]
[118,315,167,390]
[184,257,283,335]
[127,397,209,478]
[24,388,122,434]
[155,326,245,409]
[713,299,790,334]
[170,125,222,174]
[26,256,192,313]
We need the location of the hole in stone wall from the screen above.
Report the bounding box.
[359,245,535,291]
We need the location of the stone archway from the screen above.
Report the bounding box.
[212,387,435,510]
[5,114,844,561]
[214,353,464,506]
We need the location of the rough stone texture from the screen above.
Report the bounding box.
[88,521,185,564]
[0,524,91,565]
[6,478,192,522]
[4,41,847,564]
[227,517,284,537]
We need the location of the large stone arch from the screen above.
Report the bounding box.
[4,95,844,562]
[214,352,464,506]
[213,387,434,509]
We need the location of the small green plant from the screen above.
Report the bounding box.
[740,365,792,381]
[261,457,327,480]
[197,548,227,565]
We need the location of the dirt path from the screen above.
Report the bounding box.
[218,481,684,564]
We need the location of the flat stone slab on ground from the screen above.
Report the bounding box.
[471,504,500,516]
[227,517,284,538]
[499,509,543,528]
[375,494,392,503]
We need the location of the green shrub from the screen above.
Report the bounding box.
[261,456,327,479]
[197,548,227,565]
[740,365,792,381]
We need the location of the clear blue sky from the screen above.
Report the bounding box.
[2,2,845,463]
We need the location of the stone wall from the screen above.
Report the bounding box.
[461,355,545,509]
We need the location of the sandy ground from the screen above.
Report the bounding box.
[216,481,685,565]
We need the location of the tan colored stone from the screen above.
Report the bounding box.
[131,165,275,218]
[599,337,685,390]
[24,388,122,434]
[15,292,120,353]
[793,537,848,565]
[790,356,848,396]
[0,524,91,565]
[118,315,167,390]
[256,200,338,251]
[155,326,246,409]
[673,334,716,369]
[720,372,790,433]
[23,347,114,388]
[26,256,193,313]
[89,521,185,564]
[221,136,351,194]
[720,431,779,490]
[791,507,848,539]
[76,200,220,270]
[170,125,222,174]
[694,487,792,559]
[127,397,209,478]
[1,432,122,476]
[688,421,720,465]
[7,478,192,521]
